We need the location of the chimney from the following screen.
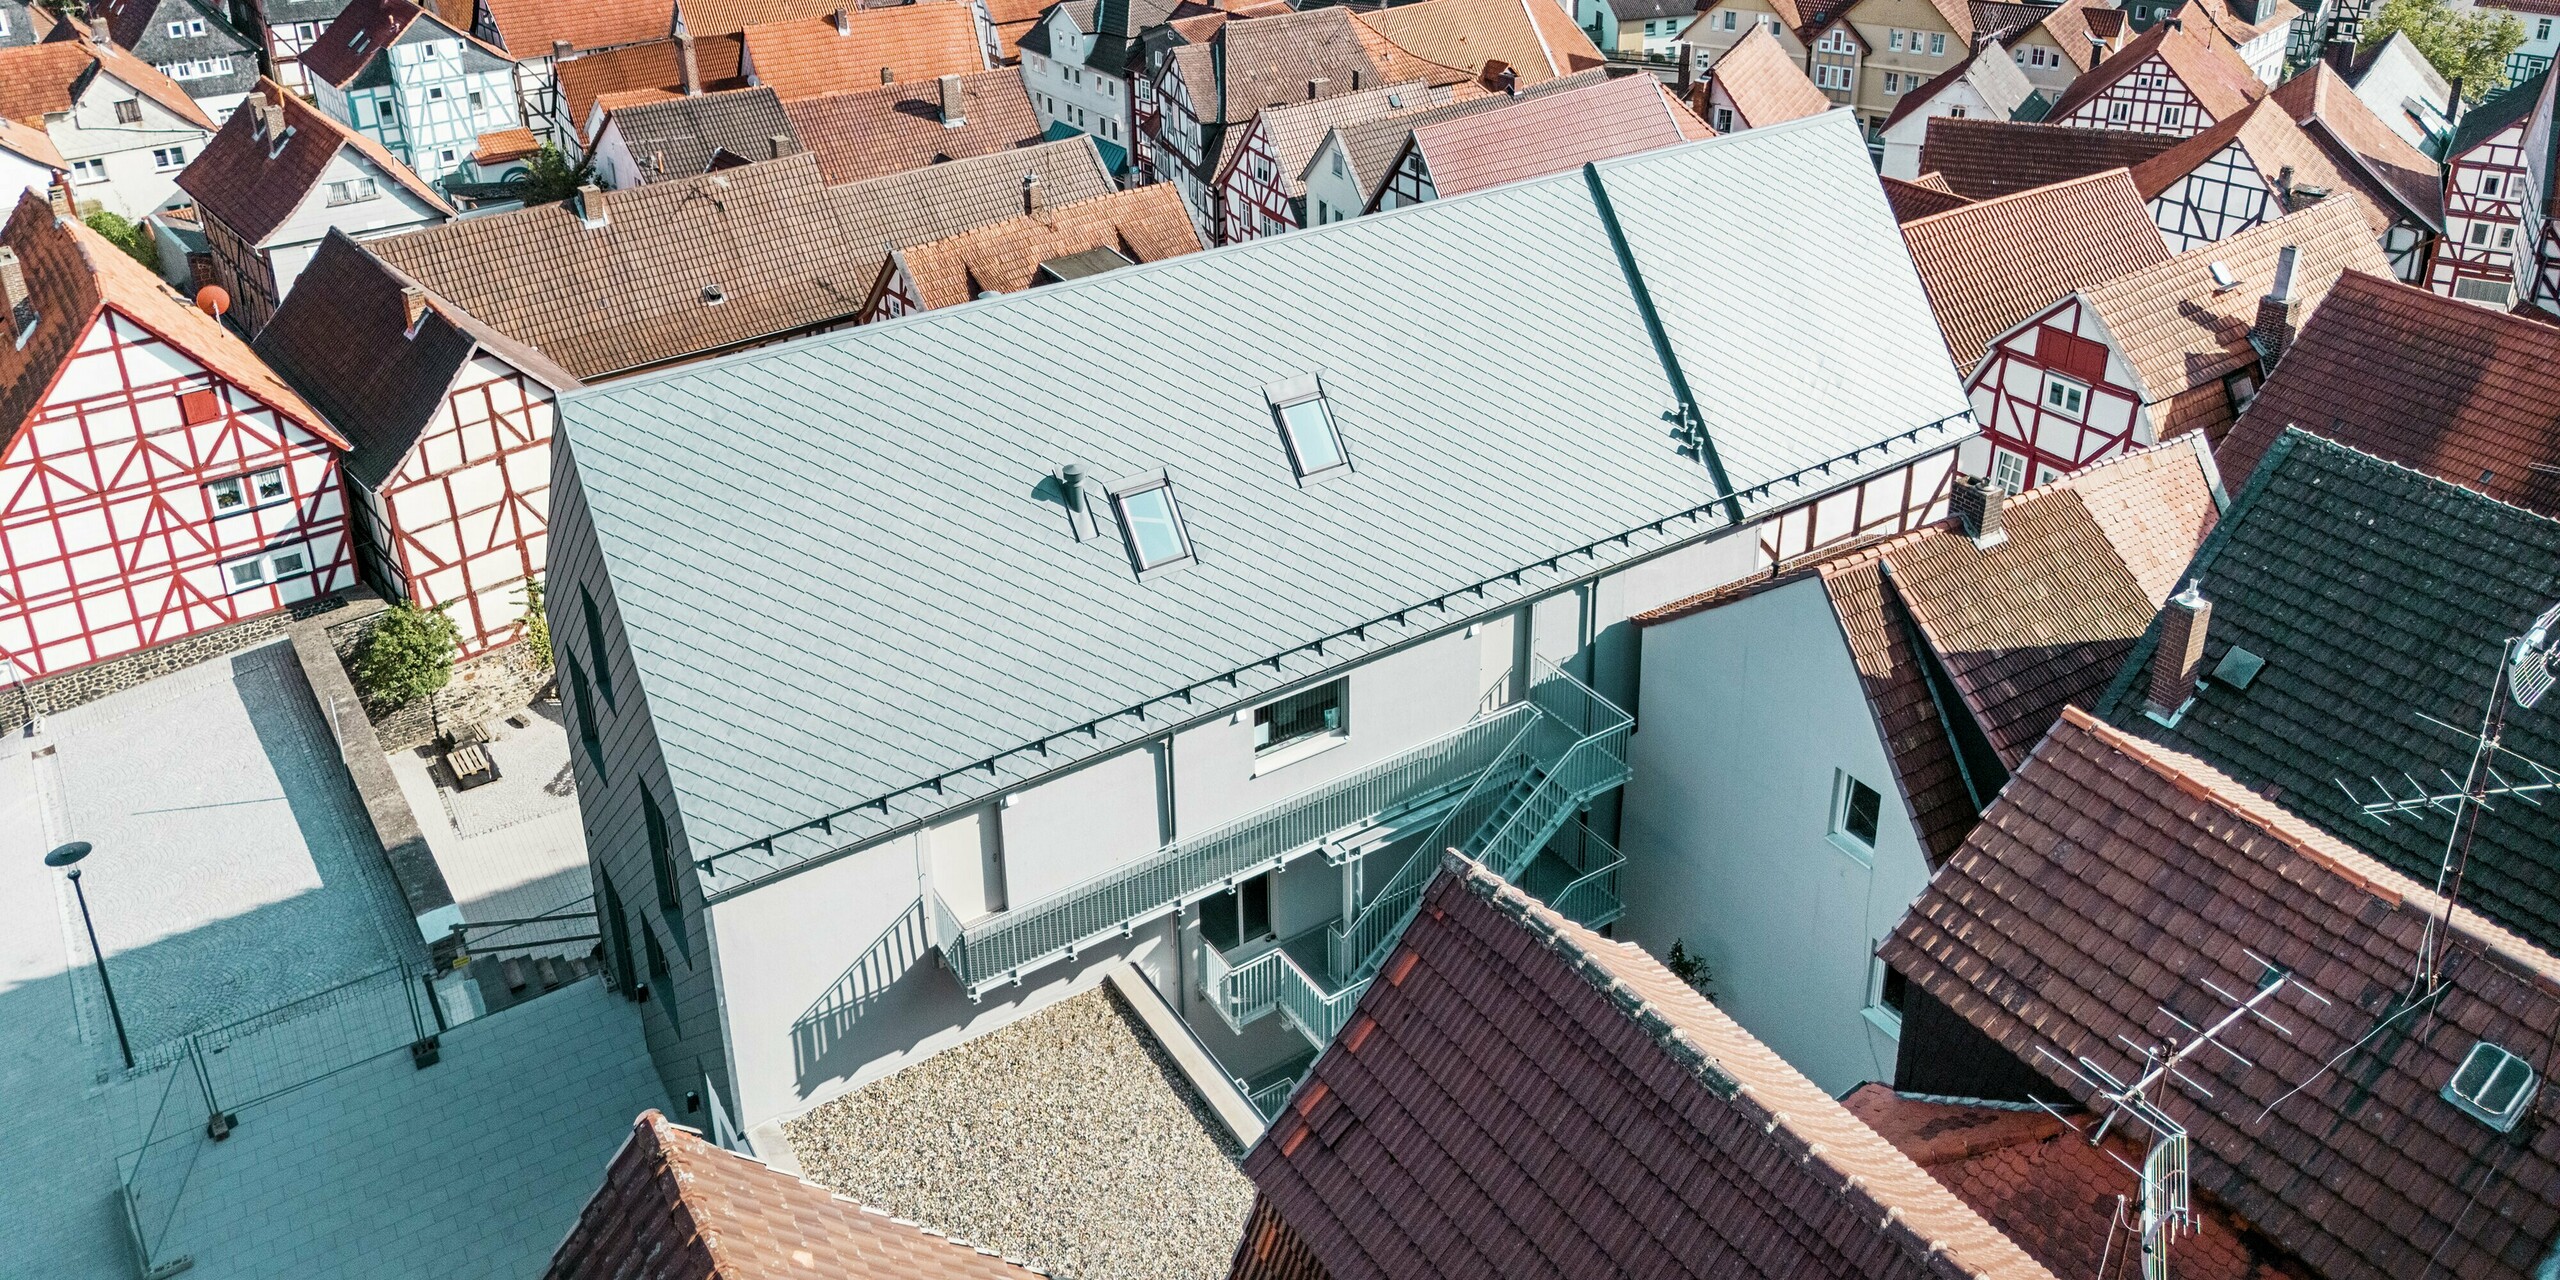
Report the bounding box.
[879,65,895,84]
[574,183,606,225]
[833,5,851,34]
[2323,36,2351,75]
[675,31,701,95]
[2250,244,2300,370]
[46,177,72,217]
[1674,42,1694,93]
[552,38,572,60]
[2145,582,2210,720]
[1949,473,2007,546]
[1306,76,1326,100]
[0,247,25,336]
[768,133,789,158]
[399,284,428,335]
[2273,163,2293,209]
[1021,172,1040,215]
[939,73,965,125]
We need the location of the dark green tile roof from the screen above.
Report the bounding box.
[2447,63,2549,158]
[2095,429,2560,955]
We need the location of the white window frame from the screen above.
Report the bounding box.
[1929,32,1944,54]
[70,157,107,183]
[221,544,310,593]
[168,20,186,36]
[1268,375,1350,483]
[1862,953,1907,1037]
[152,146,187,171]
[1990,448,2027,494]
[1107,473,1196,576]
[2042,373,2088,419]
[1827,769,1884,864]
[1250,678,1349,772]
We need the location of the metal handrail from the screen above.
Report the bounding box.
[938,703,1539,994]
[1218,942,1365,1047]
[1327,718,1538,975]
[1546,820,1626,928]
[1247,1074,1297,1119]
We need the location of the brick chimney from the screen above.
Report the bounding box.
[879,65,895,84]
[0,247,26,340]
[2273,163,2293,209]
[2145,582,2210,720]
[938,73,965,125]
[400,284,428,335]
[676,30,701,95]
[46,176,72,217]
[833,5,851,34]
[2249,244,2300,372]
[1021,172,1040,215]
[768,133,790,158]
[1674,42,1694,94]
[1305,75,1327,100]
[1949,473,2007,546]
[552,38,572,60]
[574,183,606,226]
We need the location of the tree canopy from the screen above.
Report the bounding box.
[2361,0,2526,101]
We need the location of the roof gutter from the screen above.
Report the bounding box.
[1582,159,1746,526]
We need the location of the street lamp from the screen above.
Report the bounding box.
[46,841,132,1070]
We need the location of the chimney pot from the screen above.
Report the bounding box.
[399,284,428,334]
[938,72,965,125]
[2146,582,2211,719]
[834,5,851,34]
[1949,473,2007,545]
[880,65,895,84]
[675,30,701,95]
[2250,245,2301,371]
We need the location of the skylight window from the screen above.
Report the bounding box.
[1110,476,1194,574]
[1267,375,1348,482]
[2445,1040,2538,1132]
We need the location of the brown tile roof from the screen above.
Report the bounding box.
[256,231,579,486]
[670,0,872,38]
[1705,24,1828,129]
[474,124,541,162]
[2019,0,2111,74]
[0,114,61,168]
[1402,70,1703,198]
[557,35,748,138]
[2221,270,2560,512]
[1844,1088,2318,1280]
[178,79,452,247]
[1883,171,1972,221]
[1228,78,1437,198]
[982,0,1051,57]
[1309,69,1604,205]
[2173,0,2292,48]
[882,182,1199,310]
[546,1110,1047,1279]
[739,2,984,101]
[2078,196,2387,441]
[1350,0,1603,88]
[0,191,340,457]
[1241,852,2059,1280]
[1899,168,2170,371]
[2270,61,2444,227]
[2045,21,2264,125]
[474,0,669,54]
[0,41,92,125]
[1882,707,2560,1280]
[366,139,1109,379]
[596,83,794,179]
[2127,98,2380,236]
[303,0,514,90]
[1918,118,2181,200]
[781,66,1042,184]
[1184,6,1468,129]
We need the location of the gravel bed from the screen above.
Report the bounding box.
[781,984,1255,1279]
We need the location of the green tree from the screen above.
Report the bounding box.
[355,602,460,708]
[1664,939,1717,1002]
[2361,0,2525,101]
[508,144,598,206]
[517,575,553,670]
[81,210,158,269]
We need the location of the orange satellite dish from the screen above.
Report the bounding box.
[194,285,229,318]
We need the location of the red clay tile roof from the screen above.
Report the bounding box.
[1242,852,2058,1280]
[475,0,669,54]
[739,2,984,101]
[0,191,340,456]
[882,182,1200,309]
[2222,270,2560,512]
[1350,0,1603,87]
[2046,21,2265,124]
[781,66,1042,183]
[671,0,881,38]
[557,35,748,138]
[1918,117,2182,200]
[1844,1089,2317,1280]
[2077,196,2387,442]
[473,124,541,162]
[1401,70,1702,198]
[2019,0,2112,74]
[0,114,61,168]
[546,1110,1048,1279]
[1182,6,1469,129]
[2127,99,2380,236]
[1883,707,2560,1280]
[2270,61,2444,227]
[1899,168,2170,371]
[1705,24,1829,129]
[0,41,93,125]
[178,79,453,246]
[303,0,513,90]
[1883,171,1972,220]
[88,35,220,128]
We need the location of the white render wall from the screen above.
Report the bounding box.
[261,148,447,299]
[53,75,211,218]
[1615,573,1932,1097]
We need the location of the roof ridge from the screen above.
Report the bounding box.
[1897,164,2134,227]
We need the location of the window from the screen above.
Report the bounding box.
[644,787,684,954]
[1272,386,1347,479]
[189,18,205,34]
[438,148,458,164]
[1721,9,1736,27]
[1990,449,2027,493]
[168,20,186,36]
[1929,32,1944,54]
[2224,370,2258,415]
[428,86,446,100]
[152,146,187,171]
[642,924,677,1030]
[219,543,311,592]
[206,466,283,512]
[2043,374,2087,418]
[2161,105,2183,127]
[1198,872,1272,952]
[1713,105,1733,131]
[1254,679,1345,759]
[2471,221,2494,246]
[582,587,615,707]
[2500,226,2518,248]
[468,90,483,109]
[568,654,606,777]
[1889,28,1904,49]
[1830,770,1883,858]
[207,475,248,512]
[1864,954,1909,1034]
[600,876,637,995]
[2539,17,2552,38]
[1331,149,1344,177]
[1883,72,1900,93]
[2482,174,2503,197]
[1110,478,1193,573]
[1947,104,1966,118]
[297,21,317,38]
[251,467,287,502]
[325,177,379,205]
[115,99,143,123]
[2444,1040,2538,1131]
[2110,100,2130,120]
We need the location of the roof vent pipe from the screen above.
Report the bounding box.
[1055,462,1094,539]
[2145,581,2211,723]
[834,5,851,34]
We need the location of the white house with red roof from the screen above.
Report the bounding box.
[0,37,218,217]
[2044,18,2264,136]
[0,189,355,683]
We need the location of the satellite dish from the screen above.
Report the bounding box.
[194,285,229,319]
[2510,600,2560,709]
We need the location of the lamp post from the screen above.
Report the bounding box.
[46,841,132,1070]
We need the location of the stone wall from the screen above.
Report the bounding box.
[327,605,555,754]
[1,594,352,735]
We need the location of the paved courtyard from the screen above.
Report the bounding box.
[388,700,595,957]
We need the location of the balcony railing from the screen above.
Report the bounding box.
[932,701,1540,998]
[1204,926,1366,1048]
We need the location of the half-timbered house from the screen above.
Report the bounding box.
[1295,71,1602,224]
[95,0,260,121]
[2044,19,2264,135]
[857,182,1199,320]
[2531,125,2560,315]
[231,0,347,95]
[178,79,449,336]
[2169,0,2295,86]
[1876,40,2038,178]
[2127,97,2363,252]
[467,0,670,143]
[2429,65,2554,306]
[1212,78,1436,241]
[0,189,354,683]
[254,232,575,655]
[1998,0,2122,99]
[1898,169,2171,374]
[1961,197,2386,489]
[1370,72,1710,213]
[1701,24,1830,136]
[2270,61,2442,282]
[1678,0,1810,78]
[301,0,522,185]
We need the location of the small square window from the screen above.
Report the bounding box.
[116,99,143,123]
[224,555,268,589]
[1831,770,1883,854]
[1110,480,1193,573]
[252,467,287,502]
[1990,448,2027,494]
[207,475,247,511]
[1254,679,1344,757]
[267,546,308,578]
[168,20,185,36]
[427,85,445,99]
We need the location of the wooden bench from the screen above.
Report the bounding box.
[446,741,499,790]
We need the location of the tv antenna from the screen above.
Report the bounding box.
[2334,599,2560,991]
[2032,950,2329,1280]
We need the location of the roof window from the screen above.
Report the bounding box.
[2444,1040,2537,1132]
[1266,375,1348,483]
[2209,644,2263,690]
[1109,473,1194,575]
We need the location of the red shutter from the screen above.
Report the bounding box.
[179,387,222,424]
[2034,325,2111,384]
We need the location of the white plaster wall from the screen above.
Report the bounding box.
[1616,574,1934,1097]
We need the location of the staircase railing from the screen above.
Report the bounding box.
[1546,820,1626,930]
[1326,717,1538,975]
[935,702,1537,996]
[1214,940,1366,1047]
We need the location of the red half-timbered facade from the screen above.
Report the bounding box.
[2432,114,2535,304]
[2057,52,2216,133]
[1218,112,1297,242]
[2047,23,2264,138]
[0,193,355,683]
[1754,447,1959,565]
[2528,201,2560,316]
[1963,295,2151,489]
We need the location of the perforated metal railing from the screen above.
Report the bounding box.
[933,702,1540,997]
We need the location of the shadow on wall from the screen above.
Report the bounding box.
[789,901,933,1094]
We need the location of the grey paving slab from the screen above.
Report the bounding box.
[386,705,594,957]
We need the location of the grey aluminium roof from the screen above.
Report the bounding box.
[555,110,1974,895]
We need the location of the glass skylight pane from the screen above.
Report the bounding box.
[1117,487,1188,569]
[1279,399,1343,475]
